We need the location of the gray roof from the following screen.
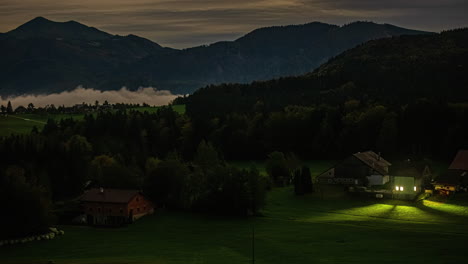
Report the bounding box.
[81,188,140,204]
[353,151,391,175]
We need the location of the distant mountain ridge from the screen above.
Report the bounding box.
[0,17,431,96]
[7,16,112,41]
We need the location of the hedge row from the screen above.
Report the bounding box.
[0,227,64,247]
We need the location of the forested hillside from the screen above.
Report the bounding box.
[178,29,468,160]
[184,29,468,117]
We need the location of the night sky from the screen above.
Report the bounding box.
[1,0,467,48]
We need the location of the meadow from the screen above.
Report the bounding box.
[0,105,186,137]
[1,185,468,264]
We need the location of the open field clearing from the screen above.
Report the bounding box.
[2,187,468,264]
[0,105,185,137]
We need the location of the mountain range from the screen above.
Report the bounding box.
[0,17,430,96]
[182,28,468,117]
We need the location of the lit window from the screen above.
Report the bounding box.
[400,186,404,191]
[414,186,417,192]
[395,186,399,191]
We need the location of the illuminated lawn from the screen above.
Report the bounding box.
[2,187,468,264]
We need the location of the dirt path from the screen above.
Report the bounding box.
[8,115,47,124]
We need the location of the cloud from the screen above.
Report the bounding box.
[0,86,180,108]
[0,0,467,48]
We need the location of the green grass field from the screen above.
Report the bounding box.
[2,184,468,264]
[0,105,185,137]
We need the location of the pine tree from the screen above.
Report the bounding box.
[6,101,13,114]
[294,169,304,195]
[301,166,313,193]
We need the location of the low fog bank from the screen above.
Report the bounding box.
[0,86,181,108]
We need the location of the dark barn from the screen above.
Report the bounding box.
[81,188,154,226]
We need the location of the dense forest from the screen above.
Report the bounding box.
[1,97,467,239]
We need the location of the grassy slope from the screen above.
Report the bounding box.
[1,182,468,264]
[0,105,185,137]
[229,160,334,177]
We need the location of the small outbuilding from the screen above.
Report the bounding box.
[390,160,432,199]
[80,188,154,226]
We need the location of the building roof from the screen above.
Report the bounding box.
[353,151,391,175]
[81,188,140,204]
[434,170,463,185]
[449,150,468,171]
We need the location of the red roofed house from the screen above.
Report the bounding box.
[449,150,468,171]
[81,188,154,226]
[434,150,468,194]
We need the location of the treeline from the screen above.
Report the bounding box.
[0,101,153,115]
[0,107,270,239]
[182,99,467,161]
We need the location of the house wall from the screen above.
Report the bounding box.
[83,202,128,217]
[83,193,154,225]
[127,194,154,221]
[393,176,419,194]
[367,175,390,186]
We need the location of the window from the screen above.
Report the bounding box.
[119,208,123,214]
[98,207,101,212]
[89,207,93,212]
[136,197,139,202]
[137,208,140,212]
[144,206,146,211]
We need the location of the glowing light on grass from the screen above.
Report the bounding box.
[422,200,468,217]
[321,203,431,223]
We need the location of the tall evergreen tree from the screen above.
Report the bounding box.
[6,101,13,114]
